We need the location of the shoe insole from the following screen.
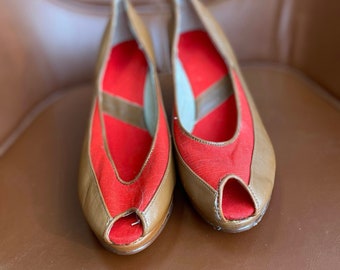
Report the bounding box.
[178,30,254,220]
[109,212,143,245]
[102,40,151,244]
[178,30,237,142]
[102,40,152,182]
[222,179,255,220]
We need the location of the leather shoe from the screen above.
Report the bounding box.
[172,0,276,232]
[78,0,175,254]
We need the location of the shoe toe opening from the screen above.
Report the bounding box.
[109,212,143,245]
[222,179,255,221]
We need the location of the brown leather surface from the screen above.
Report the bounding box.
[0,0,106,153]
[1,66,339,269]
[212,0,340,99]
[288,0,340,99]
[1,0,340,268]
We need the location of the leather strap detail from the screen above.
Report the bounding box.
[196,75,233,120]
[102,92,147,129]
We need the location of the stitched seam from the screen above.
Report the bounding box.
[143,143,172,214]
[87,104,112,218]
[216,180,224,221]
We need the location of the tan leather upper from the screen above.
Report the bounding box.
[172,0,275,231]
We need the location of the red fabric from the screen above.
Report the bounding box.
[178,30,228,98]
[101,41,152,181]
[192,97,237,142]
[103,40,147,106]
[222,179,255,220]
[90,102,169,214]
[89,41,170,244]
[109,213,143,245]
[174,71,254,196]
[174,30,255,220]
[104,114,152,181]
[91,101,169,243]
[178,30,237,142]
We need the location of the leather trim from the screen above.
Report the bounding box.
[142,146,175,234]
[239,70,276,215]
[78,103,112,241]
[196,75,233,120]
[173,138,219,226]
[126,0,156,65]
[102,92,147,129]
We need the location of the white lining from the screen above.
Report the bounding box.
[112,0,134,46]
[144,71,158,135]
[110,0,158,136]
[175,59,196,133]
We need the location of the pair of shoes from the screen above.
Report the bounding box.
[78,0,276,255]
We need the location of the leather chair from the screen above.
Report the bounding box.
[1,0,339,268]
